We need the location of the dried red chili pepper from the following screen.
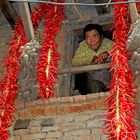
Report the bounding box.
[36,0,64,99]
[104,1,137,140]
[0,4,44,140]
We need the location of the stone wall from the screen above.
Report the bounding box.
[10,92,109,140]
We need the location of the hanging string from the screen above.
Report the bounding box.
[9,0,140,6]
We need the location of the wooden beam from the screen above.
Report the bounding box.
[0,0,18,29]
[129,0,138,24]
[18,2,35,41]
[59,63,110,74]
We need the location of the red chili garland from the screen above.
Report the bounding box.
[36,1,64,99]
[0,19,27,140]
[105,1,137,140]
[0,2,64,139]
[0,5,43,140]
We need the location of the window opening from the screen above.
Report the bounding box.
[72,26,113,95]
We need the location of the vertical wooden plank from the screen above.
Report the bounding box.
[18,2,35,41]
[129,0,138,24]
[55,24,75,97]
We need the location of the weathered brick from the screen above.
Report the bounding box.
[47,131,63,139]
[73,95,86,102]
[18,111,31,118]
[56,106,70,115]
[65,129,90,136]
[99,91,109,99]
[30,133,46,139]
[31,109,43,117]
[86,93,99,100]
[92,129,102,140]
[55,114,74,124]
[30,127,41,133]
[69,105,84,113]
[91,128,102,134]
[41,118,55,127]
[73,134,96,140]
[74,114,93,122]
[44,107,57,116]
[13,135,21,140]
[30,120,40,126]
[94,110,107,116]
[44,139,57,140]
[36,99,48,106]
[94,99,107,109]
[41,126,59,133]
[57,136,74,140]
[25,101,36,109]
[60,122,86,132]
[61,97,74,103]
[21,135,32,140]
[14,119,31,130]
[82,103,95,110]
[48,97,61,104]
[87,119,104,129]
[14,129,29,135]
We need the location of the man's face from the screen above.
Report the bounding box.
[85,29,101,51]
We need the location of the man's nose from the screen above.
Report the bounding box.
[89,38,94,43]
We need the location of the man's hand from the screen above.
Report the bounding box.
[94,52,109,64]
[91,56,98,63]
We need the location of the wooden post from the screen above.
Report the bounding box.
[128,0,138,24]
[0,0,18,29]
[18,2,35,41]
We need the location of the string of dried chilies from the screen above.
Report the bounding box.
[105,0,137,139]
[36,1,64,99]
[0,1,64,139]
[0,19,27,140]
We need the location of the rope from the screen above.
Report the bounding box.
[9,0,140,6]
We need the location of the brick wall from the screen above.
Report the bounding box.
[1,21,140,140]
[9,92,109,140]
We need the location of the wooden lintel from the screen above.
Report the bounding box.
[18,2,35,41]
[129,1,138,24]
[0,0,18,29]
[59,63,110,74]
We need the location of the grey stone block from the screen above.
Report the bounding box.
[41,118,55,127]
[14,119,31,130]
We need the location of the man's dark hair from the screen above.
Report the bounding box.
[83,24,103,39]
